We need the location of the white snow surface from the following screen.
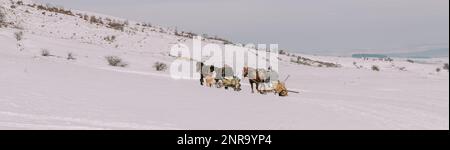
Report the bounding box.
[0,0,448,130]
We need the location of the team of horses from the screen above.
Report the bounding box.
[197,62,289,96]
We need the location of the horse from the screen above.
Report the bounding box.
[196,62,236,88]
[243,67,268,93]
[196,62,217,86]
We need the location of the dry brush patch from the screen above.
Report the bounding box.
[105,56,128,67]
[153,62,168,71]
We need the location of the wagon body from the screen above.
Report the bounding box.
[258,81,288,96]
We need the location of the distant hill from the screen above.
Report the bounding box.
[352,48,449,59]
[387,48,449,58]
[352,54,388,58]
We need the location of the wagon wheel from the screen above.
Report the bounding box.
[279,90,288,97]
[234,84,242,91]
[216,81,223,88]
[260,90,267,95]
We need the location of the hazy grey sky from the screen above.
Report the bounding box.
[35,0,449,55]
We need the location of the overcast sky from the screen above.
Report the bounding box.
[35,0,449,55]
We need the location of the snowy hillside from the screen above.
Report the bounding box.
[1,0,448,129]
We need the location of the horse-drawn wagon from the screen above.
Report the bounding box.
[243,67,289,96]
[258,80,289,96]
[197,62,294,96]
[217,76,242,91]
[197,63,242,91]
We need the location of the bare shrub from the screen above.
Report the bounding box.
[105,56,127,67]
[83,14,89,21]
[67,52,75,60]
[353,62,363,69]
[436,68,441,72]
[322,62,341,68]
[89,16,103,24]
[444,63,449,71]
[107,21,125,31]
[104,35,116,43]
[14,31,23,41]
[0,8,3,16]
[36,4,74,16]
[0,8,5,27]
[385,57,394,62]
[291,56,341,68]
[153,62,168,71]
[175,31,197,39]
[372,65,380,71]
[41,49,50,56]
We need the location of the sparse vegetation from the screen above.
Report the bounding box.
[0,8,6,28]
[322,62,341,68]
[372,65,380,71]
[175,30,198,39]
[14,31,23,41]
[105,56,127,67]
[104,35,116,43]
[291,56,341,68]
[67,53,75,60]
[353,62,363,69]
[406,59,415,63]
[89,16,103,25]
[398,67,407,71]
[41,49,50,56]
[436,68,441,72]
[444,63,449,71]
[83,14,89,21]
[26,3,36,8]
[384,57,394,62]
[107,21,125,31]
[206,36,233,45]
[36,4,74,16]
[153,62,168,71]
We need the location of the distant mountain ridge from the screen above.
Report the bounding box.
[352,48,449,58]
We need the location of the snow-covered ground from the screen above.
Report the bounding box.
[1,0,448,130]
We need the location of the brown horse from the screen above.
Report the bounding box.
[243,67,267,93]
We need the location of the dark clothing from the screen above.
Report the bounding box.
[200,63,205,85]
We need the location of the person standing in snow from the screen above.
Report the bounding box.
[199,62,205,86]
[205,65,217,87]
[210,65,217,79]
